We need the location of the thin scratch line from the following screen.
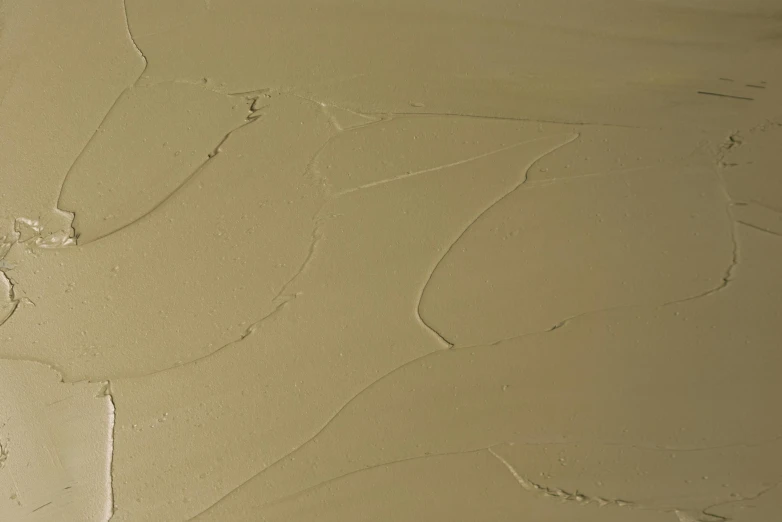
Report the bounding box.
[31,501,53,513]
[697,91,754,101]
[736,220,782,239]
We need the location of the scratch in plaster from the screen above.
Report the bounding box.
[415,133,579,348]
[736,220,782,238]
[30,501,53,513]
[675,511,727,522]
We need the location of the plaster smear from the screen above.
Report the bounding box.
[0,361,113,521]
[1,0,782,521]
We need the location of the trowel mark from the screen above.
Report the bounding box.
[55,81,265,245]
[487,447,634,509]
[190,133,581,520]
[121,0,148,73]
[0,362,115,521]
[334,131,580,347]
[416,133,579,348]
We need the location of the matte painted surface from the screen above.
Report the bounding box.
[1,0,781,520]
